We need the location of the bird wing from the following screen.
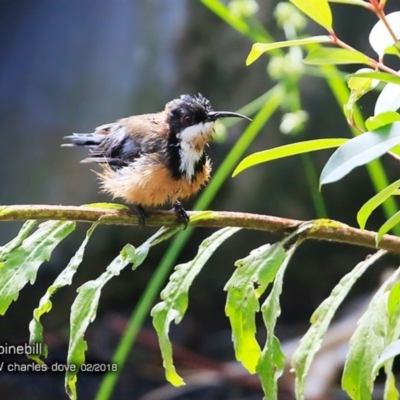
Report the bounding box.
[64,114,168,169]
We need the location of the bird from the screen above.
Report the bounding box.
[63,94,251,227]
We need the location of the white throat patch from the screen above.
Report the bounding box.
[178,121,214,180]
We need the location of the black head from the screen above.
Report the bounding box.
[166,93,251,137]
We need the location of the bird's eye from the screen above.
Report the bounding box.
[183,115,192,125]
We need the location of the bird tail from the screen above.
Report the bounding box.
[62,133,104,148]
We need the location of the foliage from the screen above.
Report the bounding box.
[2,1,400,400]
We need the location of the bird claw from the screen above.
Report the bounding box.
[133,205,148,227]
[172,200,189,229]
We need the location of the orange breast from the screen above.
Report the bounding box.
[97,155,211,207]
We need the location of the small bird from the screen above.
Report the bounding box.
[63,94,251,226]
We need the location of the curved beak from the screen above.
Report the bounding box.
[208,111,252,122]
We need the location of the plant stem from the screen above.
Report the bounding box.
[1,204,400,253]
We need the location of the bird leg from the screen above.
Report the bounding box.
[133,205,148,227]
[172,200,189,229]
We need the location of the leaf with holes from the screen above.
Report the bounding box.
[225,243,286,374]
[65,227,180,399]
[152,227,240,386]
[342,267,400,400]
[0,221,75,315]
[293,250,386,399]
[257,244,298,399]
[28,224,97,363]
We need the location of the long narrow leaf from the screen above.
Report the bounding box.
[28,224,97,363]
[292,250,387,399]
[0,221,75,315]
[246,36,330,65]
[65,227,179,400]
[225,243,287,373]
[320,123,400,186]
[258,243,299,399]
[151,227,240,386]
[233,139,347,177]
[347,71,400,86]
[304,48,370,65]
[342,267,400,400]
[0,220,37,260]
[357,179,400,230]
[377,211,400,244]
[290,0,332,30]
[381,281,400,400]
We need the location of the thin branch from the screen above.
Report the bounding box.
[1,204,400,253]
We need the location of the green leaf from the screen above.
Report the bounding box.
[246,36,330,65]
[65,227,179,399]
[344,69,378,127]
[151,227,240,386]
[0,220,37,260]
[233,139,347,177]
[292,250,387,399]
[225,243,287,373]
[304,48,370,65]
[347,68,378,94]
[377,211,400,244]
[347,71,400,86]
[357,179,400,230]
[328,0,371,6]
[289,0,332,30]
[342,266,400,400]
[0,221,75,315]
[381,280,400,400]
[28,224,97,363]
[375,77,400,116]
[366,112,400,131]
[369,11,400,57]
[320,123,400,186]
[373,339,400,376]
[257,243,298,399]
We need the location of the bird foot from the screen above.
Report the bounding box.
[133,205,148,227]
[172,200,189,229]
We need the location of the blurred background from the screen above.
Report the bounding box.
[0,0,399,399]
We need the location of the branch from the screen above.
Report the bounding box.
[0,204,399,253]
